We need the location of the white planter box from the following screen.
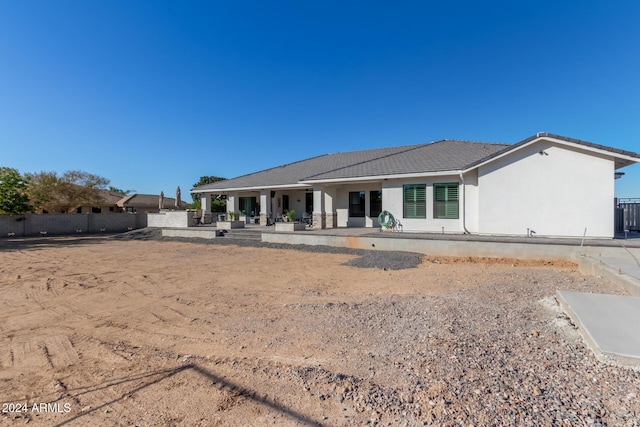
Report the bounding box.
[275,222,305,232]
[216,220,245,229]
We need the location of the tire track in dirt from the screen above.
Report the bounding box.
[45,335,81,368]
[24,280,92,325]
[7,334,81,371]
[38,343,54,369]
[96,316,218,345]
[9,337,52,370]
[0,340,15,370]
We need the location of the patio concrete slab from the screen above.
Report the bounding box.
[598,255,640,281]
[557,290,640,368]
[578,254,640,296]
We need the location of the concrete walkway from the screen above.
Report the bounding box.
[557,290,640,368]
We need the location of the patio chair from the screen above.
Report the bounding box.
[193,209,202,225]
[276,213,283,222]
[302,212,312,226]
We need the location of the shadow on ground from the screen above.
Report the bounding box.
[0,235,117,252]
[51,363,326,427]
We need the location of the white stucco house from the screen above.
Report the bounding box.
[192,133,639,238]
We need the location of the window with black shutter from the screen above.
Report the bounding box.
[403,184,426,219]
[434,183,459,219]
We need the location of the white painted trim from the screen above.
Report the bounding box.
[300,170,462,185]
[192,183,312,194]
[463,136,640,173]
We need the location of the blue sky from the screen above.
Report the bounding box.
[1,0,639,200]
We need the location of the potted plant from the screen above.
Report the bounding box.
[217,211,244,230]
[275,209,304,232]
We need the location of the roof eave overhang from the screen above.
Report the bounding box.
[191,183,312,194]
[461,136,640,174]
[300,170,463,185]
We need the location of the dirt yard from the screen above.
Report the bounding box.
[0,235,639,426]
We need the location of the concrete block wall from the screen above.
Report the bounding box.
[147,210,194,228]
[25,214,87,235]
[0,216,27,236]
[89,213,145,232]
[0,213,147,237]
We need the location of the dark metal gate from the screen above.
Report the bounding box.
[616,198,640,232]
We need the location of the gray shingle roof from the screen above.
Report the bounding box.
[193,140,508,191]
[303,140,508,181]
[193,133,640,192]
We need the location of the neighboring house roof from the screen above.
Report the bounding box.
[99,189,128,206]
[117,194,188,209]
[192,133,640,192]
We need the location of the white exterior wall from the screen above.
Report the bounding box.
[462,169,480,233]
[334,183,383,227]
[382,175,465,233]
[478,141,615,238]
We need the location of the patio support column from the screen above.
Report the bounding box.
[200,194,209,224]
[324,187,337,229]
[227,193,239,218]
[312,187,325,229]
[259,191,269,225]
[364,191,371,227]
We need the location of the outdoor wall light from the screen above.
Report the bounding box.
[615,172,625,179]
[538,150,549,156]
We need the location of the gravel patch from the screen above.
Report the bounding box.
[262,275,640,426]
[341,250,423,270]
[111,227,163,240]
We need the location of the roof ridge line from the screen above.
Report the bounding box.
[437,138,510,146]
[302,139,511,180]
[191,152,331,191]
[301,142,435,181]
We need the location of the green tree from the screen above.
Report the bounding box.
[191,176,227,211]
[24,171,57,213]
[0,167,32,215]
[26,170,110,213]
[108,186,135,195]
[211,197,227,212]
[191,176,226,203]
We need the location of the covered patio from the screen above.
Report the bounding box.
[198,182,385,230]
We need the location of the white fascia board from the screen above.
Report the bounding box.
[300,170,462,185]
[550,138,640,163]
[192,183,311,194]
[462,136,640,174]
